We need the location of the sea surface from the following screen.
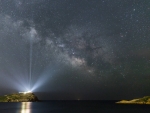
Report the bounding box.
[0,100,149,113]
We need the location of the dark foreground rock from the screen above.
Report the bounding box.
[116,96,150,104]
[0,93,39,102]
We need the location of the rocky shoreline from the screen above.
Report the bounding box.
[0,93,39,102]
[116,96,150,104]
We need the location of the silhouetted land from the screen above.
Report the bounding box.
[116,96,150,104]
[0,93,39,102]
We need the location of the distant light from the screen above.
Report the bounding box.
[19,91,32,94]
[27,91,32,93]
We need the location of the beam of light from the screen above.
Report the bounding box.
[29,37,33,90]
[31,73,52,91]
[29,1,35,91]
[30,66,57,91]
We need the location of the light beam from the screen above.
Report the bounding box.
[29,36,33,90]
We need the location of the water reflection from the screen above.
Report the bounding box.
[20,102,31,113]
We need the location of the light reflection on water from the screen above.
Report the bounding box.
[20,102,31,113]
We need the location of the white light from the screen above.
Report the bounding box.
[27,91,32,93]
[19,91,32,94]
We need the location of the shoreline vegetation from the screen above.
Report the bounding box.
[116,96,150,104]
[0,93,39,102]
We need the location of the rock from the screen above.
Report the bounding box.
[116,96,150,104]
[0,93,39,102]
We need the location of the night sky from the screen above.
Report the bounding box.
[0,0,150,100]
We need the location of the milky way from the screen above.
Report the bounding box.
[0,0,150,99]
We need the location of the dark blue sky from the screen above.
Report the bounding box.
[0,0,150,100]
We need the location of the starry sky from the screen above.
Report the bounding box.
[0,0,150,100]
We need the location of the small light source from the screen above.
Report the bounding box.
[19,91,32,94]
[27,91,32,93]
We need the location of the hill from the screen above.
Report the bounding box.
[116,96,150,104]
[0,92,39,102]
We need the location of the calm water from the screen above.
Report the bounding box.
[0,100,149,113]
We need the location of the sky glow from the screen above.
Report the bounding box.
[0,0,150,100]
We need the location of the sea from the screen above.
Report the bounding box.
[0,100,149,113]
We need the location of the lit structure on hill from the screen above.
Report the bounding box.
[19,91,32,94]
